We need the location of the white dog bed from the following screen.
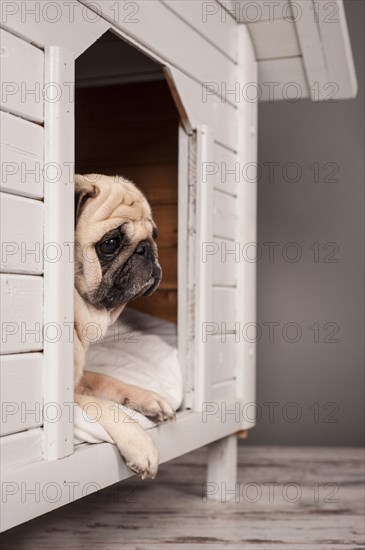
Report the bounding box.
[74,308,183,445]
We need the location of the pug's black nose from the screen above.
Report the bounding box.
[135,240,149,256]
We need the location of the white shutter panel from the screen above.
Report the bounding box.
[193,126,214,408]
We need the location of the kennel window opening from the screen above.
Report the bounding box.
[74,31,196,408]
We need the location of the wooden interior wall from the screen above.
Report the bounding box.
[75,81,179,323]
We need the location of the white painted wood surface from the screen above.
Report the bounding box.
[177,125,191,408]
[43,47,75,461]
[213,191,238,241]
[0,0,110,58]
[218,0,291,22]
[222,0,358,101]
[211,238,238,288]
[1,0,356,105]
[210,334,237,383]
[211,287,237,328]
[211,379,237,402]
[0,28,44,123]
[0,274,43,354]
[0,353,43,436]
[292,0,329,101]
[0,110,44,199]
[161,0,238,62]
[184,130,197,410]
[259,57,309,101]
[193,127,214,407]
[293,0,358,100]
[165,66,237,151]
[236,25,258,409]
[206,434,237,501]
[247,18,300,60]
[212,144,239,196]
[0,192,44,274]
[0,428,43,469]
[316,1,358,99]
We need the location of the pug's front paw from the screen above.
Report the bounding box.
[122,387,176,423]
[118,427,159,480]
[135,391,176,423]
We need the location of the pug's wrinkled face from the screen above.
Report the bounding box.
[75,174,162,310]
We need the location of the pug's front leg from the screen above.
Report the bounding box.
[74,393,159,479]
[78,371,176,423]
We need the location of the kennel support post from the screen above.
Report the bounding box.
[43,46,75,460]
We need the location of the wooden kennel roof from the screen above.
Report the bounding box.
[218,0,358,100]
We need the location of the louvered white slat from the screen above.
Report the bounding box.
[258,57,309,101]
[0,193,43,274]
[210,334,237,384]
[161,0,238,62]
[213,190,238,240]
[0,274,43,354]
[0,29,44,123]
[217,0,291,22]
[165,66,237,152]
[247,18,300,60]
[0,111,44,199]
[0,428,43,469]
[0,353,43,436]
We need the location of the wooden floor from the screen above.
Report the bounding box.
[1,446,364,550]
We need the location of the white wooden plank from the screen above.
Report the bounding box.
[165,66,237,152]
[213,190,238,240]
[315,0,358,99]
[209,238,238,287]
[184,130,198,410]
[211,379,237,402]
[291,0,329,101]
[43,47,75,460]
[0,29,44,123]
[218,0,291,22]
[80,0,238,107]
[209,334,237,383]
[247,18,300,60]
[0,408,252,531]
[177,126,191,408]
[194,127,214,406]
[0,274,43,354]
[258,57,309,101]
[0,353,43,436]
[206,435,237,501]
[211,287,237,328]
[291,0,357,101]
[211,143,238,196]
[236,25,257,406]
[161,0,238,62]
[0,111,44,199]
[0,0,110,58]
[0,428,42,469]
[0,193,44,274]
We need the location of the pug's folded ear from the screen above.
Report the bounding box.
[75,174,100,225]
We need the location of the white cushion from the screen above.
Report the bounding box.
[74,308,183,445]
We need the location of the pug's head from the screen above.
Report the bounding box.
[75,174,162,310]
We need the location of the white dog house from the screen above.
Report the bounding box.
[0,0,357,531]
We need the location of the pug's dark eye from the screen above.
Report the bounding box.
[99,238,120,255]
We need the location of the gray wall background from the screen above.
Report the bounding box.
[250,0,364,446]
